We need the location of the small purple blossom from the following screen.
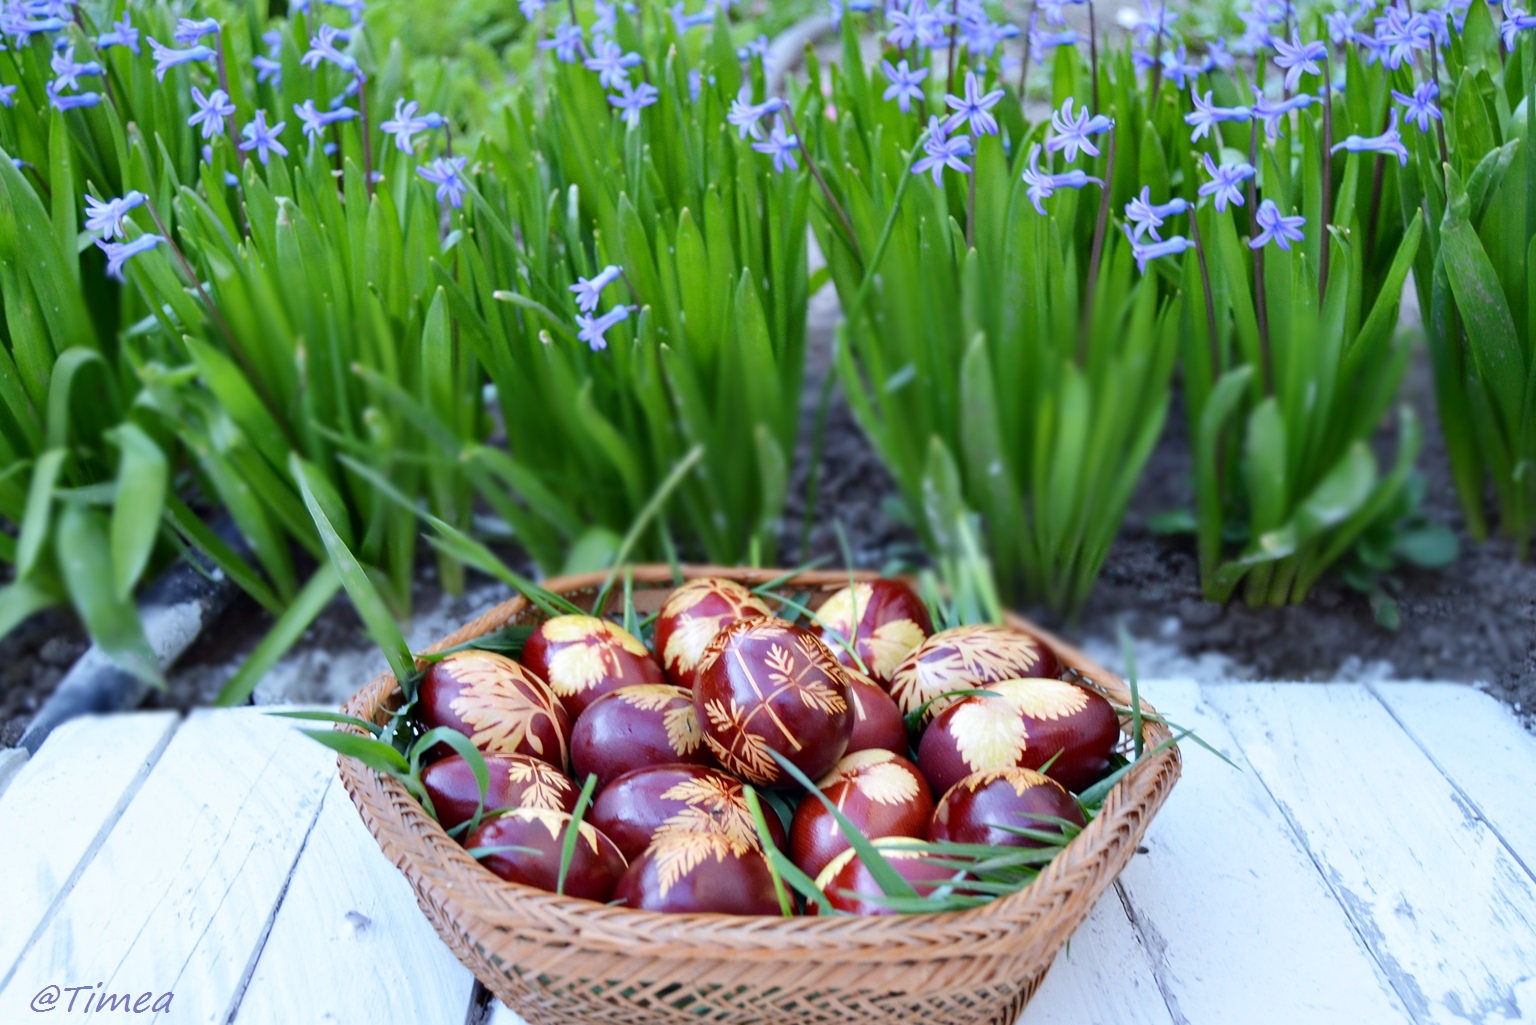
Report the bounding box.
[1202,37,1235,72]
[1124,186,1189,242]
[727,87,783,140]
[96,234,164,282]
[97,13,140,54]
[1046,98,1113,162]
[1392,81,1442,133]
[1186,88,1252,142]
[1030,27,1078,61]
[944,71,1005,137]
[1023,143,1103,214]
[539,21,584,63]
[1198,153,1255,213]
[188,87,236,139]
[1252,89,1315,141]
[881,58,927,113]
[1332,110,1409,166]
[84,191,146,239]
[1249,200,1306,251]
[608,79,659,127]
[1125,227,1193,273]
[887,0,943,48]
[913,115,974,185]
[47,83,101,111]
[1502,0,1536,48]
[577,304,630,351]
[1118,0,1178,44]
[0,85,15,108]
[295,99,358,139]
[519,0,547,16]
[302,23,357,73]
[751,117,800,172]
[173,17,220,45]
[570,265,622,313]
[147,38,214,81]
[1273,32,1326,91]
[380,99,446,152]
[418,156,468,207]
[584,37,642,88]
[239,110,288,164]
[49,45,102,92]
[737,34,769,62]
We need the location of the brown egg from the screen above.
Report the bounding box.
[844,669,909,756]
[927,767,1084,849]
[589,764,785,863]
[614,830,784,915]
[652,577,771,691]
[419,651,571,769]
[916,678,1121,795]
[421,753,578,831]
[693,617,853,786]
[570,684,711,789]
[888,625,1062,724]
[789,749,934,879]
[808,579,933,686]
[521,614,666,718]
[464,808,627,902]
[810,837,968,916]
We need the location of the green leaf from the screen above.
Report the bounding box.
[106,424,169,600]
[57,504,162,686]
[299,727,412,777]
[1394,524,1460,568]
[16,448,66,579]
[216,565,341,707]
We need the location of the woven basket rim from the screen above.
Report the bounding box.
[337,564,1182,953]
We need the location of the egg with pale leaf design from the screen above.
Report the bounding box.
[888,624,1062,725]
[789,749,934,878]
[808,579,933,686]
[419,651,571,770]
[651,578,771,691]
[521,614,666,718]
[571,684,711,789]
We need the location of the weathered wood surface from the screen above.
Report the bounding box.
[2,683,1533,1025]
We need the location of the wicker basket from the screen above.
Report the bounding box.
[338,566,1182,1025]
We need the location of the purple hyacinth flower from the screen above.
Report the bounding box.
[188,87,236,139]
[1325,10,1355,44]
[84,190,146,239]
[1023,143,1102,214]
[295,99,358,139]
[1124,186,1189,242]
[576,304,630,352]
[881,58,928,114]
[1203,37,1235,72]
[1118,0,1178,44]
[1124,227,1194,273]
[1029,28,1078,62]
[584,38,642,89]
[0,85,15,108]
[913,115,974,185]
[519,0,547,16]
[1198,153,1255,213]
[539,22,584,63]
[97,13,140,54]
[418,156,468,207]
[147,38,214,81]
[751,117,800,172]
[1392,81,1442,133]
[1046,98,1113,162]
[944,71,1006,137]
[1273,32,1326,91]
[1502,0,1536,48]
[47,83,101,111]
[1249,200,1306,251]
[728,86,784,140]
[1252,89,1315,141]
[887,1,942,49]
[302,23,357,73]
[380,99,446,153]
[49,45,102,92]
[239,110,288,164]
[1186,89,1252,142]
[571,265,622,313]
[1332,110,1409,166]
[96,234,164,282]
[173,17,220,45]
[608,79,659,128]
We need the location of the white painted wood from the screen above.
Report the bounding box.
[0,746,29,800]
[1208,684,1536,1025]
[0,708,333,1024]
[1113,681,1412,1025]
[486,999,531,1025]
[0,712,179,982]
[1371,683,1536,880]
[1022,885,1175,1025]
[231,778,477,1025]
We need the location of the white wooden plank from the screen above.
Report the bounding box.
[1371,683,1536,880]
[0,712,179,982]
[230,779,476,1025]
[1114,681,1412,1025]
[1022,885,1176,1025]
[486,999,529,1025]
[0,746,28,800]
[0,708,333,1024]
[1208,683,1536,1025]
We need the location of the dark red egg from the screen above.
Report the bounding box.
[808,579,933,686]
[464,808,627,902]
[589,763,784,863]
[916,678,1121,795]
[693,617,853,786]
[810,838,969,916]
[888,625,1062,725]
[571,684,711,789]
[421,753,578,830]
[789,749,934,879]
[419,650,571,769]
[927,767,1084,849]
[652,577,771,691]
[521,614,666,718]
[844,669,909,756]
[614,830,784,915]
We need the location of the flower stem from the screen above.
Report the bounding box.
[781,105,862,264]
[1247,120,1272,395]
[1079,126,1115,364]
[356,70,374,197]
[1148,2,1167,105]
[1188,204,1220,379]
[1363,104,1390,270]
[1017,2,1037,98]
[1087,0,1101,113]
[1319,54,1333,306]
[947,19,958,86]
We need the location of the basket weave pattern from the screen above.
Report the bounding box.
[339,567,1182,1025]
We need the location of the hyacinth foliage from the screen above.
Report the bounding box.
[1397,0,1536,558]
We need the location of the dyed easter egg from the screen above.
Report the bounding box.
[570,684,710,788]
[789,749,934,878]
[589,764,784,863]
[652,578,771,691]
[521,614,666,718]
[808,579,933,686]
[916,677,1120,795]
[464,808,627,902]
[810,837,968,916]
[693,617,852,786]
[419,651,570,769]
[927,767,1085,849]
[888,625,1062,724]
[421,752,578,830]
[844,669,909,756]
[614,830,783,915]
